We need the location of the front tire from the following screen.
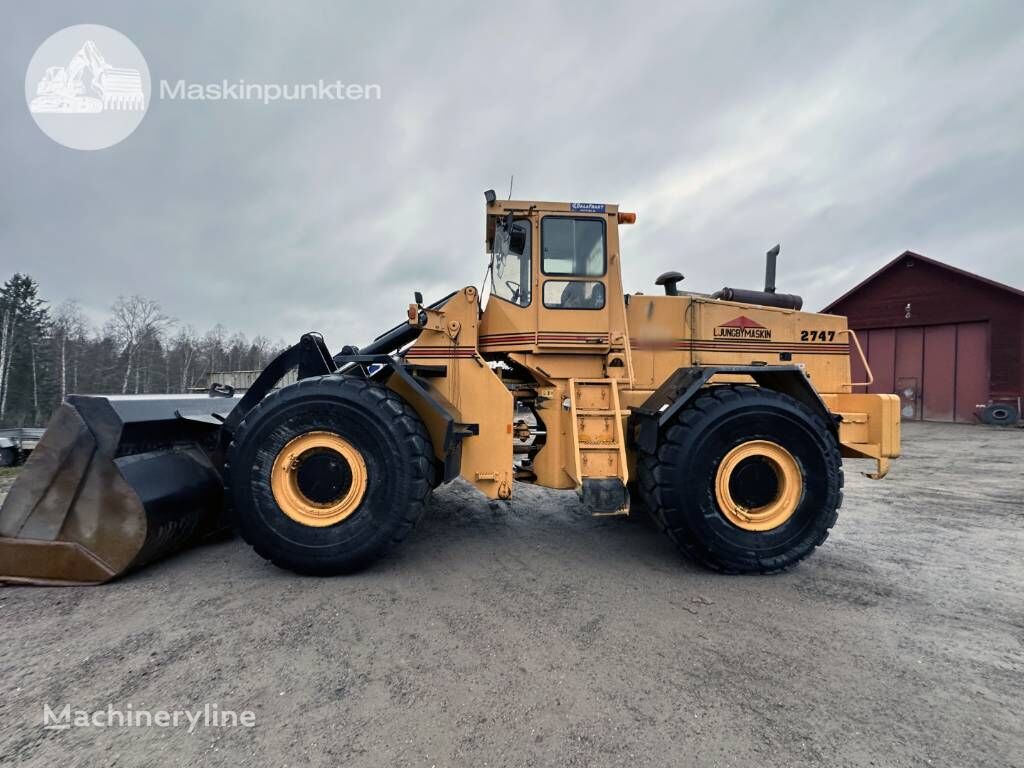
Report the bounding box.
[638,385,843,573]
[225,375,434,575]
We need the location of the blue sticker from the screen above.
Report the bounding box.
[570,202,606,213]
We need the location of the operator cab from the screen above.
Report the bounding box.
[480,192,632,355]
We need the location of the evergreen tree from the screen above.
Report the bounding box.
[0,274,51,424]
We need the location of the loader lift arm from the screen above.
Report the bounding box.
[221,289,459,447]
[220,327,477,485]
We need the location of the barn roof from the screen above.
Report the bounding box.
[821,250,1024,312]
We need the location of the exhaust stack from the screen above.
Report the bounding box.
[765,244,780,293]
[712,243,802,310]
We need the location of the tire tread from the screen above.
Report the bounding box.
[224,374,434,574]
[637,385,843,574]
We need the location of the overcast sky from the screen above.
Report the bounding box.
[4,1,1023,346]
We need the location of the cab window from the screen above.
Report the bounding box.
[491,219,531,306]
[543,280,605,310]
[541,217,606,276]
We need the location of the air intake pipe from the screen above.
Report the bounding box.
[711,243,802,309]
[710,287,803,310]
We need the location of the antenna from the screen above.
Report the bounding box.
[507,175,514,200]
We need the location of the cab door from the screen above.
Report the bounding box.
[479,214,537,352]
[536,214,611,350]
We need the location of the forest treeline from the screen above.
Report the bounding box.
[0,273,285,427]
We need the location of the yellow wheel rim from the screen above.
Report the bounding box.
[714,440,802,531]
[270,431,368,527]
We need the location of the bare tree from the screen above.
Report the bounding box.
[226,332,248,371]
[171,325,200,392]
[30,340,40,424]
[106,296,173,395]
[0,308,10,415]
[198,324,227,383]
[249,335,273,369]
[52,300,90,404]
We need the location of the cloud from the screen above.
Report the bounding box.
[3,0,1022,347]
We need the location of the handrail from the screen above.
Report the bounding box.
[838,328,873,390]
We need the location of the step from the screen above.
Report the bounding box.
[568,378,629,488]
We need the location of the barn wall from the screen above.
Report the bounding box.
[829,256,1023,400]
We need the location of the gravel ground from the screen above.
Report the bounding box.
[0,422,1021,767]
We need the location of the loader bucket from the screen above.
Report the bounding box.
[0,394,237,585]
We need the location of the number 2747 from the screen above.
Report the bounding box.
[800,330,836,342]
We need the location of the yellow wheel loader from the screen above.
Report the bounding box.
[0,192,900,584]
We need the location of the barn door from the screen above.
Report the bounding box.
[954,322,989,423]
[922,325,956,421]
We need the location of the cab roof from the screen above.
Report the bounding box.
[487,199,620,215]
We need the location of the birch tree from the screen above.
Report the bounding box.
[171,326,200,391]
[106,296,173,395]
[52,300,90,404]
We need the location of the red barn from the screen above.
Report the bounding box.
[823,251,1023,425]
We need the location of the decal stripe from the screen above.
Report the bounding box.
[684,346,843,352]
[476,334,846,353]
[630,339,848,355]
[479,332,610,346]
[405,345,477,359]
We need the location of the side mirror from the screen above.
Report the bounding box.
[497,215,527,255]
[508,223,527,255]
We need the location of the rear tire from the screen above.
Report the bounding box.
[225,375,434,575]
[638,385,843,573]
[0,447,15,468]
